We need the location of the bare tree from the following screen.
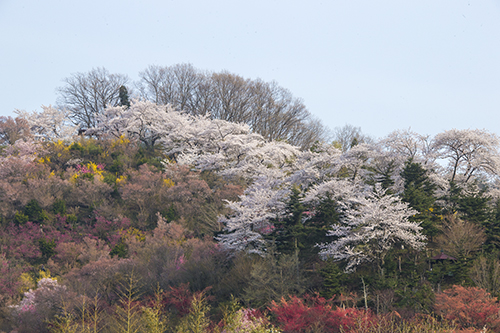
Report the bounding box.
[137,64,329,149]
[137,63,204,113]
[57,67,129,129]
[434,214,486,259]
[333,124,373,152]
[470,256,500,296]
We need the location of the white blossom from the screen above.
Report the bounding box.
[319,184,426,272]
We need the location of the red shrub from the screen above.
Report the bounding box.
[269,294,372,333]
[161,283,213,317]
[435,285,500,332]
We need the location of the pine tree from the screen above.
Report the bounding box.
[269,187,306,256]
[119,85,131,108]
[401,160,440,239]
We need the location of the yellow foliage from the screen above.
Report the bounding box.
[122,227,146,242]
[163,178,175,188]
[116,175,127,185]
[111,135,130,148]
[38,269,55,282]
[70,173,79,184]
[18,272,36,293]
[37,156,51,164]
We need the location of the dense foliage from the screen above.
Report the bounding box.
[2,94,500,332]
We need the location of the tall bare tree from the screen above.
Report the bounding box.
[137,64,328,148]
[57,67,129,128]
[332,124,373,152]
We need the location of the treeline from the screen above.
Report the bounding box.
[54,65,328,149]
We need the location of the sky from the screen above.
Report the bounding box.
[1,0,500,140]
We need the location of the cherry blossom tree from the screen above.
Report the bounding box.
[216,176,290,254]
[15,106,79,142]
[319,185,426,274]
[381,129,433,163]
[432,128,500,184]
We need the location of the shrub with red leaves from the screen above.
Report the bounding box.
[161,283,213,317]
[268,294,372,333]
[434,285,500,332]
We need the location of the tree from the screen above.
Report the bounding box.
[434,215,486,260]
[57,67,129,128]
[470,256,500,298]
[0,116,31,145]
[432,128,500,184]
[332,124,372,153]
[137,64,328,148]
[381,129,432,162]
[400,160,440,238]
[15,106,78,142]
[319,185,426,274]
[119,85,131,108]
[217,177,289,254]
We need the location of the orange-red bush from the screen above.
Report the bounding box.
[434,285,500,332]
[268,294,373,333]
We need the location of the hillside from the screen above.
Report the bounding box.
[1,100,500,332]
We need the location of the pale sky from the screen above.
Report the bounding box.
[1,0,500,140]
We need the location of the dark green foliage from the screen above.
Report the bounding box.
[319,259,344,299]
[161,204,178,222]
[24,199,48,223]
[366,160,397,194]
[119,85,131,108]
[38,238,56,263]
[108,157,124,174]
[68,141,84,154]
[14,211,29,225]
[66,214,78,224]
[269,187,305,256]
[401,161,436,212]
[445,182,490,224]
[110,240,129,258]
[396,281,435,314]
[134,147,164,168]
[52,199,66,215]
[401,161,440,239]
[483,200,500,251]
[103,173,117,186]
[301,194,340,262]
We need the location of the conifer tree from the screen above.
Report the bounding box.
[401,160,440,239]
[269,187,305,256]
[119,85,131,108]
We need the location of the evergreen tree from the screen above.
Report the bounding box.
[269,187,305,256]
[400,160,440,239]
[482,200,500,252]
[301,193,340,263]
[119,85,131,108]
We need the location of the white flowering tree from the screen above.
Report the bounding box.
[15,106,79,142]
[432,128,500,184]
[216,175,289,254]
[319,185,426,274]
